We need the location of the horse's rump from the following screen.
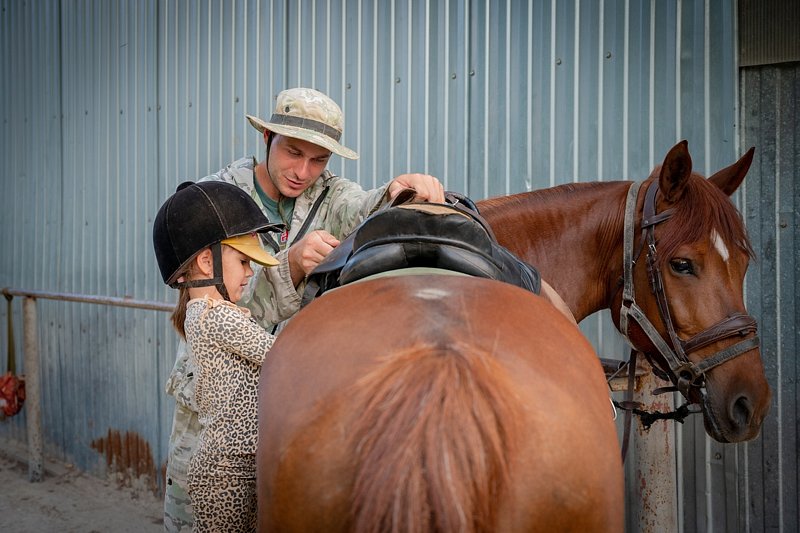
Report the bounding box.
[257,275,623,532]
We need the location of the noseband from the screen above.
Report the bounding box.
[618,181,760,400]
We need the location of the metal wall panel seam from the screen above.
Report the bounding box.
[740,69,758,530]
[332,2,343,178]
[504,0,510,193]
[438,0,446,192]
[241,0,252,163]
[548,0,556,187]
[597,0,604,179]
[389,0,396,177]
[405,0,412,175]
[326,0,332,92]
[702,1,714,524]
[573,0,580,182]
[57,0,66,294]
[424,0,430,175]
[622,0,629,181]
[734,22,751,532]
[675,0,682,139]
[733,0,741,187]
[648,0,655,170]
[483,0,489,198]
[311,0,318,88]
[703,0,711,176]
[749,67,776,531]
[526,1,533,189]
[463,0,469,196]
[404,0,414,176]
[268,0,275,133]
[773,65,785,526]
[192,1,200,179]
[228,0,237,159]
[370,2,377,189]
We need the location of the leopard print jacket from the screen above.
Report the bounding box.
[184,297,276,531]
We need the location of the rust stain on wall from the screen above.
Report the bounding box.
[91,428,160,496]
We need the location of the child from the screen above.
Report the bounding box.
[153,180,282,532]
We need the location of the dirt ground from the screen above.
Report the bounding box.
[0,440,163,533]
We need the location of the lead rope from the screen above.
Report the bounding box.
[618,350,638,461]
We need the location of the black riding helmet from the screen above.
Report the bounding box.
[153,181,283,298]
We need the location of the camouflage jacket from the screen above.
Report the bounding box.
[165,156,389,483]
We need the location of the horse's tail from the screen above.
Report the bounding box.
[349,342,520,533]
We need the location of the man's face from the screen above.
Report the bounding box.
[264,133,332,199]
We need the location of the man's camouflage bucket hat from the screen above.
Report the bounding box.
[246,87,359,160]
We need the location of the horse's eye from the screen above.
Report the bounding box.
[670,258,694,275]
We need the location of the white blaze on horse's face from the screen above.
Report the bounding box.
[711,229,730,262]
[413,287,451,300]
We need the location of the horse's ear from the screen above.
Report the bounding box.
[658,140,692,202]
[708,147,755,197]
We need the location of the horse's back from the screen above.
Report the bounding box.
[257,275,623,532]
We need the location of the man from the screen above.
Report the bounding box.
[162,87,446,531]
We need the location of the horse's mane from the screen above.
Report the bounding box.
[480,176,753,268]
[348,341,520,533]
[655,174,755,267]
[480,181,607,212]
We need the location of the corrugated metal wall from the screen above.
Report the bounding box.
[739,0,800,67]
[739,61,799,533]
[0,0,793,530]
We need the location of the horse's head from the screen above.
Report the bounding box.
[618,140,771,443]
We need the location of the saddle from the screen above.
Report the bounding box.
[301,191,541,307]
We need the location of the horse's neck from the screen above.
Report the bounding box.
[480,182,630,322]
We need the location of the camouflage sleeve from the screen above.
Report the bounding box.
[323,179,390,238]
[238,248,298,330]
[164,340,198,412]
[239,181,388,329]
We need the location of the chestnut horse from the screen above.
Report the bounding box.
[257,276,623,531]
[478,140,771,442]
[256,141,769,530]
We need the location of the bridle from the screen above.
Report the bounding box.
[618,180,760,400]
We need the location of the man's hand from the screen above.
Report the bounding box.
[387,173,445,203]
[287,230,341,287]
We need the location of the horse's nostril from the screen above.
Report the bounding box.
[731,396,752,427]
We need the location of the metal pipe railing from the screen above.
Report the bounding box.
[2,288,173,312]
[1,287,173,481]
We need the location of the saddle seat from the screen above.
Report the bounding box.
[302,194,541,306]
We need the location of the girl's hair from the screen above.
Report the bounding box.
[170,262,195,339]
[171,286,191,339]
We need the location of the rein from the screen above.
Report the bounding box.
[615,180,759,458]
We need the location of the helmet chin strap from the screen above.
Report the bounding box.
[211,242,232,302]
[173,242,232,302]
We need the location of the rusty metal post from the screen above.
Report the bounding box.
[23,296,43,482]
[630,370,678,531]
